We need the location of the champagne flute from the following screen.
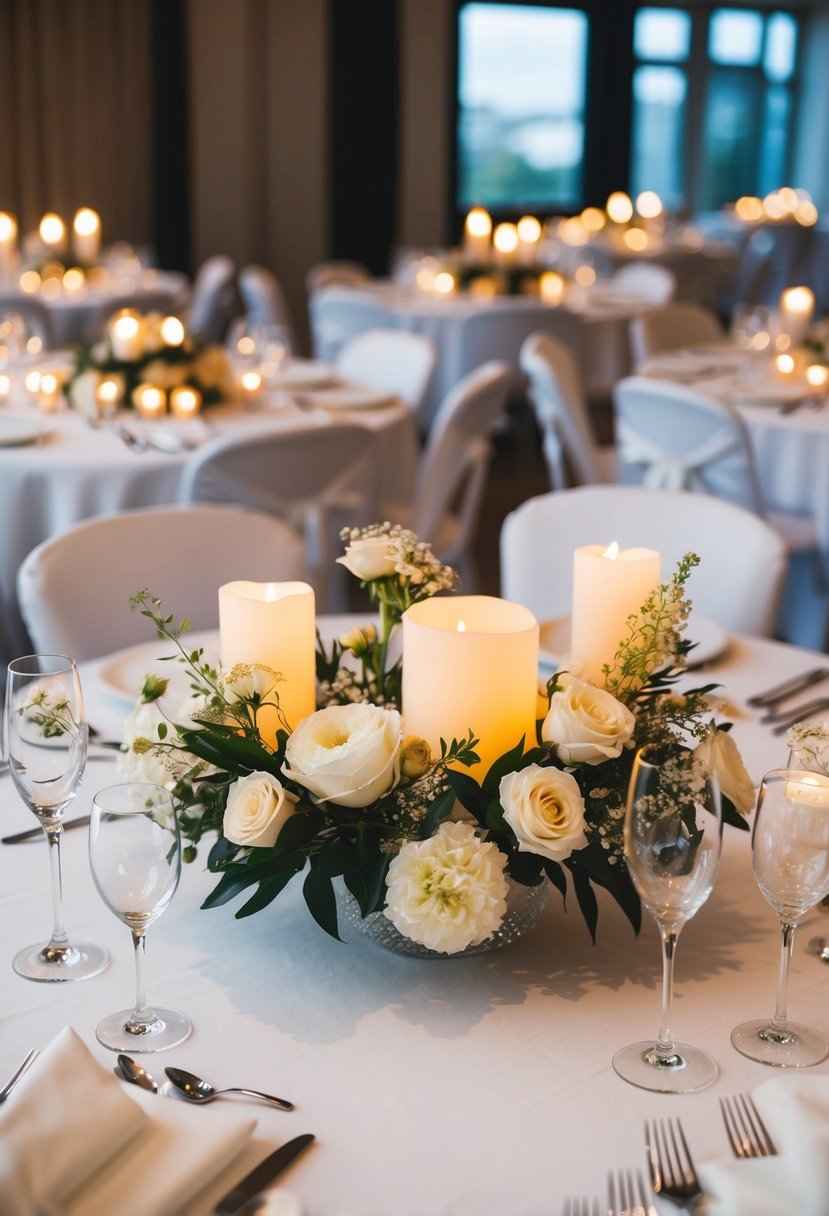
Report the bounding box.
[612,743,723,1092]
[731,768,829,1067]
[89,783,192,1051]
[5,654,109,981]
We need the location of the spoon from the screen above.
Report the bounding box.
[808,935,829,962]
[116,1054,158,1092]
[164,1066,294,1110]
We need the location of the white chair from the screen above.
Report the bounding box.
[308,286,392,362]
[500,486,788,638]
[520,331,615,490]
[237,265,296,350]
[335,328,437,418]
[306,261,372,294]
[612,261,676,305]
[382,361,511,588]
[179,422,377,609]
[629,302,724,366]
[17,505,308,661]
[188,255,237,343]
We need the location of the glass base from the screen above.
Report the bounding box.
[96,1007,192,1053]
[731,1018,829,1067]
[612,1040,719,1093]
[13,940,109,983]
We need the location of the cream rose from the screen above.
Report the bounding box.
[400,735,431,779]
[336,536,398,581]
[223,771,297,848]
[694,728,755,817]
[542,675,635,766]
[499,764,588,863]
[285,703,402,808]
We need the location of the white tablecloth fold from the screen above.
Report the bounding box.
[699,1075,829,1216]
[0,1026,257,1216]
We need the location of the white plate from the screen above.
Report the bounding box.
[295,385,396,411]
[98,630,219,707]
[0,414,52,446]
[270,359,337,390]
[538,613,729,670]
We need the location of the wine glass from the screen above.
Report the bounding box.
[89,783,192,1051]
[612,743,723,1092]
[731,768,829,1067]
[5,654,109,982]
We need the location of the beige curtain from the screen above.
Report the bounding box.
[0,0,154,245]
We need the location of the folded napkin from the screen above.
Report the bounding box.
[0,1027,256,1216]
[699,1075,829,1216]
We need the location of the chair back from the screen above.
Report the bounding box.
[520,331,608,489]
[613,375,765,514]
[188,255,237,343]
[335,328,436,414]
[17,505,308,661]
[630,302,724,364]
[308,286,391,362]
[238,265,295,348]
[500,485,787,637]
[612,261,676,304]
[413,360,510,545]
[0,297,55,350]
[306,261,372,294]
[179,422,376,608]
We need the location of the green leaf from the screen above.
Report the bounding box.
[201,869,261,909]
[506,851,544,885]
[272,810,325,857]
[419,788,455,840]
[362,851,391,916]
[235,869,298,918]
[481,737,527,792]
[543,859,567,903]
[574,843,642,935]
[484,797,507,832]
[564,860,599,943]
[303,864,342,941]
[445,769,490,819]
[722,795,750,832]
[207,835,240,870]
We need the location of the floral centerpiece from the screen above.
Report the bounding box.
[121,527,753,956]
[66,309,232,416]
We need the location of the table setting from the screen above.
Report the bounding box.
[2,519,829,1215]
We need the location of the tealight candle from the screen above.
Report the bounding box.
[96,377,122,417]
[779,286,814,348]
[0,211,17,279]
[160,315,185,347]
[109,310,144,361]
[239,369,263,404]
[72,207,101,263]
[570,543,661,685]
[516,215,541,266]
[775,352,797,379]
[23,370,41,398]
[463,207,492,261]
[806,364,829,394]
[432,270,456,296]
[493,222,519,265]
[132,383,166,419]
[37,372,62,413]
[219,580,316,746]
[402,596,539,776]
[62,267,86,295]
[38,212,66,252]
[606,191,633,225]
[539,270,565,305]
[169,385,202,419]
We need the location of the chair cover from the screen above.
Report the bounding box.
[500,486,787,638]
[335,329,436,416]
[17,505,308,661]
[308,287,392,362]
[629,302,724,365]
[306,261,372,294]
[520,331,615,489]
[238,265,296,349]
[188,255,237,343]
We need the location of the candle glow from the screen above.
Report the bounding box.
[39,213,66,247]
[160,316,185,346]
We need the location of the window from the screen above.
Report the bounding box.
[456,3,589,214]
[630,9,691,209]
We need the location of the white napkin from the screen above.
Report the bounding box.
[699,1075,829,1216]
[0,1027,257,1216]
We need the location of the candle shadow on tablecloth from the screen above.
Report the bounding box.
[167,882,765,1044]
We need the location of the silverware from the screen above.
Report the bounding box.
[808,935,829,962]
[214,1133,315,1215]
[747,667,829,709]
[645,1118,703,1212]
[2,813,92,844]
[116,1054,159,1092]
[770,696,829,735]
[719,1093,778,1158]
[165,1065,293,1111]
[607,1167,651,1215]
[0,1048,39,1103]
[562,1197,600,1216]
[112,422,147,452]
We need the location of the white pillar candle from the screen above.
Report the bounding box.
[0,212,18,280]
[493,222,519,265]
[806,364,829,394]
[516,215,541,266]
[72,207,101,263]
[37,372,62,413]
[169,385,202,419]
[239,369,263,405]
[132,383,166,419]
[0,373,10,403]
[539,270,565,305]
[109,310,144,361]
[160,315,185,347]
[402,596,539,778]
[779,286,815,348]
[570,544,661,685]
[38,212,66,253]
[463,207,492,261]
[96,377,122,417]
[219,581,316,746]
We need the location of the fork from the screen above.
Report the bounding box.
[0,1048,39,1103]
[608,1167,654,1214]
[719,1093,778,1158]
[645,1118,703,1211]
[561,1197,600,1216]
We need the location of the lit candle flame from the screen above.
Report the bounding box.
[456,620,466,632]
[603,541,620,560]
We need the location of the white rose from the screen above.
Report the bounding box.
[285,703,402,808]
[384,820,509,954]
[542,675,635,766]
[499,764,588,863]
[695,728,755,817]
[68,369,101,419]
[223,770,297,848]
[336,536,398,581]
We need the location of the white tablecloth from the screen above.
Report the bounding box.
[2,623,829,1215]
[0,395,418,660]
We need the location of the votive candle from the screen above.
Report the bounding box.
[133,383,166,419]
[109,310,144,361]
[570,544,661,685]
[169,385,202,419]
[463,207,492,261]
[0,212,18,279]
[779,286,815,348]
[37,372,61,412]
[72,207,101,263]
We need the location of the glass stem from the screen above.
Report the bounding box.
[655,924,680,1056]
[771,919,797,1031]
[45,826,69,949]
[130,929,154,1025]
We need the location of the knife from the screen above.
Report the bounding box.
[771,697,829,735]
[746,666,829,709]
[2,814,91,845]
[214,1134,315,1215]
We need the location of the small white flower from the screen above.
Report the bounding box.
[221,664,280,703]
[499,764,588,862]
[117,700,175,788]
[285,703,401,808]
[223,771,297,848]
[542,675,635,766]
[384,821,509,954]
